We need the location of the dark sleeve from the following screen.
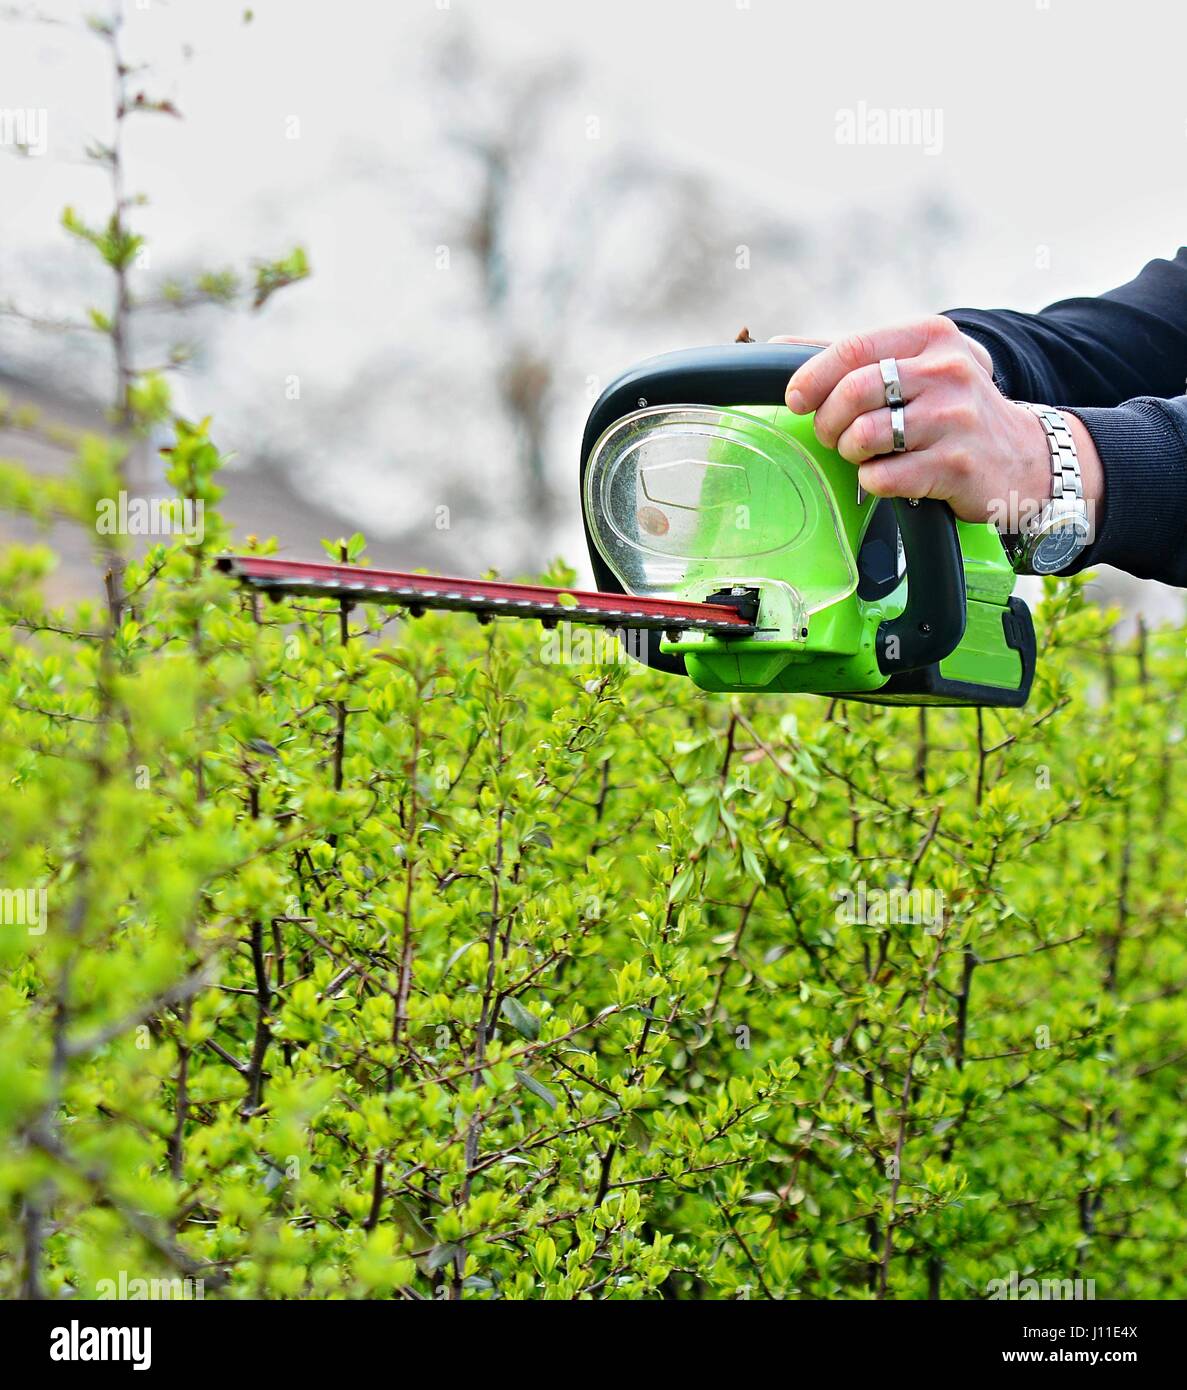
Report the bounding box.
[943,248,1187,587]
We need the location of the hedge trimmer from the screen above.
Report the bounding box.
[218,343,1035,707]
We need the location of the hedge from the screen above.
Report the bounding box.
[1,421,1184,1299]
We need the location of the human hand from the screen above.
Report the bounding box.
[773,317,1103,529]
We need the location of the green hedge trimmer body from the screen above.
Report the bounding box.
[221,343,1035,708]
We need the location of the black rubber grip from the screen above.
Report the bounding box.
[875,498,966,673]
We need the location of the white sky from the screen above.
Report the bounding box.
[5,0,1183,316]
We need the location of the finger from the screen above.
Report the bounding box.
[785,317,956,414]
[835,405,944,464]
[813,357,930,449]
[856,451,945,502]
[767,334,832,347]
[964,336,994,375]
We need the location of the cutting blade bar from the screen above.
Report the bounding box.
[215,556,756,636]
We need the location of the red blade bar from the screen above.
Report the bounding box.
[215,556,756,636]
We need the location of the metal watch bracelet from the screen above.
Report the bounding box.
[1003,404,1084,572]
[1023,403,1083,505]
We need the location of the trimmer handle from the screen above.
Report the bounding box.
[748,347,965,672]
[875,497,965,674]
[581,342,967,675]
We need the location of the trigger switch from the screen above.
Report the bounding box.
[859,538,896,588]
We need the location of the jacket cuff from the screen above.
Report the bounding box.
[1060,398,1187,579]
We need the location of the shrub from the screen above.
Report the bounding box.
[2,8,1183,1300]
[1,436,1184,1299]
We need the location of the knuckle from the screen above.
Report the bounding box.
[868,462,912,498]
[838,331,877,369]
[853,413,880,453]
[839,371,867,412]
[813,414,837,447]
[896,471,925,500]
[859,463,889,495]
[929,352,973,386]
[837,428,863,463]
[942,446,974,478]
[925,313,960,343]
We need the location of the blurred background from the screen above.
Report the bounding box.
[1,0,1184,620]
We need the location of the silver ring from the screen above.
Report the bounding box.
[879,357,904,408]
[890,404,907,453]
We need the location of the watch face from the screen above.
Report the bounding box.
[1031,524,1085,574]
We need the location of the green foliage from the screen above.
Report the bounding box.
[252,247,311,311]
[1,0,1182,1304]
[0,442,1184,1299]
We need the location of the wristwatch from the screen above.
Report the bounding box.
[1005,404,1092,575]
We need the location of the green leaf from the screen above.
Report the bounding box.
[501,997,541,1041]
[514,1070,557,1109]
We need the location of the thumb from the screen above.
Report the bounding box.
[768,334,832,347]
[958,333,995,376]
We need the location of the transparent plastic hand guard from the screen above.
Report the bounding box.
[583,405,859,616]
